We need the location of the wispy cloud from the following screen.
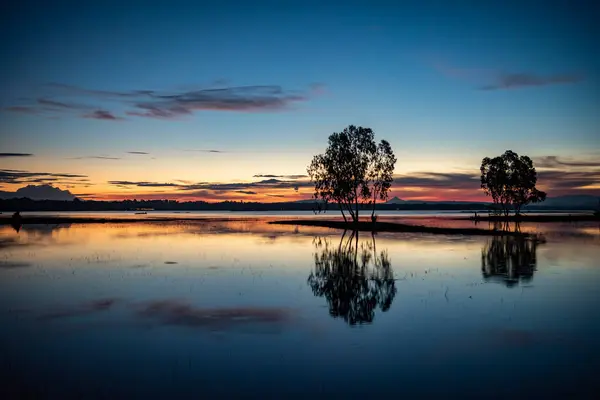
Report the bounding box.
[83,110,124,120]
[183,149,225,153]
[177,178,312,193]
[4,82,318,121]
[0,153,33,157]
[428,58,584,91]
[127,151,150,155]
[0,169,87,185]
[37,98,92,110]
[102,177,312,200]
[45,83,154,98]
[4,106,38,114]
[394,172,480,190]
[68,156,121,160]
[108,181,181,187]
[480,73,584,91]
[534,156,600,169]
[126,85,307,119]
[134,299,293,331]
[253,174,307,179]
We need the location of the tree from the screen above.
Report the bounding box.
[307,125,396,223]
[480,150,546,217]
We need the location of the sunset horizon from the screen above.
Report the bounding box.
[1,1,598,204]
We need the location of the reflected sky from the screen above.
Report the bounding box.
[1,220,599,397]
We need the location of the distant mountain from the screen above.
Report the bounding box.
[385,196,405,204]
[0,184,76,201]
[530,195,599,209]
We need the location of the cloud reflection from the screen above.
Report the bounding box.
[134,300,293,331]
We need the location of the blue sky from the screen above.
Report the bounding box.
[0,0,598,201]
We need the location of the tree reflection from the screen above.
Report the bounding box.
[481,235,544,287]
[308,231,396,325]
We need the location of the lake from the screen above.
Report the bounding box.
[1,218,599,398]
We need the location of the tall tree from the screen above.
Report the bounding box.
[308,125,396,223]
[480,150,546,216]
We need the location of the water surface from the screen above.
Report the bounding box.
[1,219,599,398]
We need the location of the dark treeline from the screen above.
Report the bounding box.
[0,198,491,212]
[0,198,590,212]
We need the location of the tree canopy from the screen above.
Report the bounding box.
[480,150,546,216]
[307,125,396,223]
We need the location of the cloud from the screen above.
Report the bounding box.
[235,190,257,195]
[108,181,181,187]
[127,151,149,155]
[0,169,87,184]
[0,184,76,200]
[428,59,584,91]
[389,167,599,199]
[83,110,124,120]
[183,149,225,153]
[38,298,121,320]
[394,172,481,190]
[534,156,600,169]
[480,73,583,91]
[68,156,121,160]
[265,194,286,198]
[537,170,600,190]
[127,85,307,119]
[45,83,154,99]
[0,153,33,157]
[134,299,293,331]
[3,106,38,114]
[37,98,92,111]
[177,178,312,193]
[5,82,316,121]
[253,174,307,179]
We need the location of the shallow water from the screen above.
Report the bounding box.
[1,220,599,398]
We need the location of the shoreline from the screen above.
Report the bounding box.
[456,214,598,223]
[269,220,527,236]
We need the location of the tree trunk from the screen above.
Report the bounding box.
[338,203,347,223]
[354,188,359,224]
[344,200,355,223]
[371,188,377,221]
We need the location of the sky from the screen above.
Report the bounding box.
[0,0,598,202]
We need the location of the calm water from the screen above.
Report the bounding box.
[1,219,599,398]
[1,209,592,219]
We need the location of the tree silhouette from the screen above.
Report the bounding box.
[481,235,544,287]
[480,150,546,217]
[307,125,396,223]
[307,232,396,325]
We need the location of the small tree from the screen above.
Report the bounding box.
[308,125,396,224]
[480,150,546,217]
